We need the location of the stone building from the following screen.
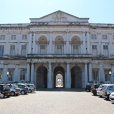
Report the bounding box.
[0,10,114,88]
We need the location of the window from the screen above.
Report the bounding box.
[8,70,14,81]
[11,35,16,40]
[105,70,110,81]
[20,70,26,81]
[92,45,97,56]
[40,45,46,54]
[56,45,62,54]
[0,45,4,56]
[0,70,2,79]
[73,45,79,54]
[92,70,98,81]
[113,35,114,39]
[22,35,27,40]
[91,35,96,39]
[103,45,108,56]
[10,45,15,56]
[0,35,5,40]
[21,45,26,56]
[102,35,107,39]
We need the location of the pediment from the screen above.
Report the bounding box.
[30,10,89,25]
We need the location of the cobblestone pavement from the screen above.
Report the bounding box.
[0,89,114,114]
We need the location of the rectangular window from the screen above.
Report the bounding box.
[56,45,62,54]
[103,45,108,56]
[92,70,98,81]
[0,45,4,56]
[22,35,27,40]
[91,35,96,39]
[92,45,97,56]
[73,45,79,54]
[102,35,107,39]
[40,45,46,54]
[21,45,26,56]
[11,35,16,40]
[8,70,13,81]
[0,35,5,40]
[10,45,15,56]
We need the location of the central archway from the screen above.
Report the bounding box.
[54,66,65,88]
[71,66,82,88]
[36,66,47,89]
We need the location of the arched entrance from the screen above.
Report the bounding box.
[36,66,47,89]
[71,66,82,88]
[54,66,65,88]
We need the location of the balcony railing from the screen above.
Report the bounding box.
[27,54,92,58]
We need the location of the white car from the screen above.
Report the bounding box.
[97,84,109,97]
[109,92,114,103]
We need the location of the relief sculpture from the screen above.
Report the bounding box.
[52,11,67,22]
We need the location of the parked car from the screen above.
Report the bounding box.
[85,84,92,92]
[109,92,114,103]
[7,84,21,96]
[91,84,100,95]
[97,84,109,97]
[0,84,11,98]
[17,83,28,95]
[26,84,36,93]
[102,84,114,100]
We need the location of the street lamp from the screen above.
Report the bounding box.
[6,71,9,82]
[109,71,112,83]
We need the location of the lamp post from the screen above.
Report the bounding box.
[6,71,9,82]
[109,71,112,83]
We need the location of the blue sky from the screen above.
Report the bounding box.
[0,0,114,24]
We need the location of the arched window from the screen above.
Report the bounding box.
[54,36,65,54]
[20,70,26,81]
[37,36,49,54]
[70,36,81,54]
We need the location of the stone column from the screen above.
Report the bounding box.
[27,63,30,82]
[66,63,71,88]
[28,32,32,54]
[84,63,88,86]
[33,32,36,54]
[66,31,69,54]
[14,64,19,81]
[89,63,92,82]
[2,64,8,82]
[99,63,105,82]
[87,32,90,54]
[48,62,52,88]
[49,32,52,54]
[83,32,86,54]
[31,63,34,83]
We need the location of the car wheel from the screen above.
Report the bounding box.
[21,90,25,95]
[29,89,32,93]
[0,93,4,99]
[11,91,15,96]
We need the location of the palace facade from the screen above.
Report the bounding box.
[0,10,114,88]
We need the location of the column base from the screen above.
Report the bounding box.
[48,81,53,88]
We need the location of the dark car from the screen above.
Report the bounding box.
[17,83,28,95]
[91,84,100,95]
[0,84,11,98]
[85,84,92,92]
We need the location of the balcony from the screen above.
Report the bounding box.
[27,54,92,58]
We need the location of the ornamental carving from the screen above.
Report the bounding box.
[37,36,49,44]
[53,36,66,44]
[52,11,67,23]
[70,36,82,44]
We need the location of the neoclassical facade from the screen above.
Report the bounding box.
[0,10,114,88]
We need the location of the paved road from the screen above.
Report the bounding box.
[0,89,114,114]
